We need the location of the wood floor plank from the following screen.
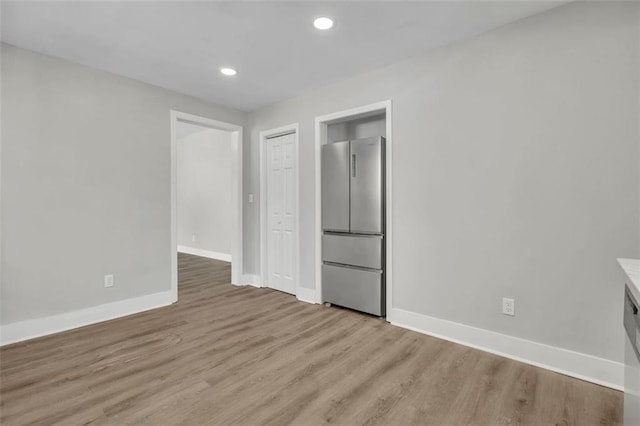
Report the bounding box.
[0,253,622,425]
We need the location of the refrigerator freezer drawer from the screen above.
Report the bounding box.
[322,263,384,316]
[322,233,382,269]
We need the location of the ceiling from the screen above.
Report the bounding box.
[1,1,566,112]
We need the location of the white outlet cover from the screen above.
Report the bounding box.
[104,274,114,288]
[502,297,515,316]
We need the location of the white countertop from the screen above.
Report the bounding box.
[619,258,640,302]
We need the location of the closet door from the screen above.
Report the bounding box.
[266,133,297,295]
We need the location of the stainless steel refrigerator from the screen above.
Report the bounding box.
[321,136,385,316]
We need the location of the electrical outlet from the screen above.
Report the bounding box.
[104,274,114,288]
[192,234,196,242]
[502,298,515,316]
[248,194,254,203]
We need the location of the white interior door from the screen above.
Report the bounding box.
[266,133,297,295]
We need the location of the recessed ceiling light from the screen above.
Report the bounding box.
[313,17,334,30]
[220,67,237,76]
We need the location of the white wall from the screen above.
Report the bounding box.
[0,43,245,326]
[177,126,233,257]
[327,115,386,143]
[245,0,640,371]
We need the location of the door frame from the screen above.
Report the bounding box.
[314,100,393,315]
[170,110,243,302]
[259,123,300,298]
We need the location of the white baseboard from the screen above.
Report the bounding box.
[388,307,623,390]
[296,286,319,304]
[0,291,175,346]
[240,274,262,288]
[178,245,231,262]
[239,276,317,306]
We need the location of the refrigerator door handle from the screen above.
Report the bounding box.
[323,261,382,273]
[352,154,356,178]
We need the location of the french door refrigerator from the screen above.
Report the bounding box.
[321,136,385,316]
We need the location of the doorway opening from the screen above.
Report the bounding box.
[170,111,243,303]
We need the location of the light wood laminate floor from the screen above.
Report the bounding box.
[0,253,622,425]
